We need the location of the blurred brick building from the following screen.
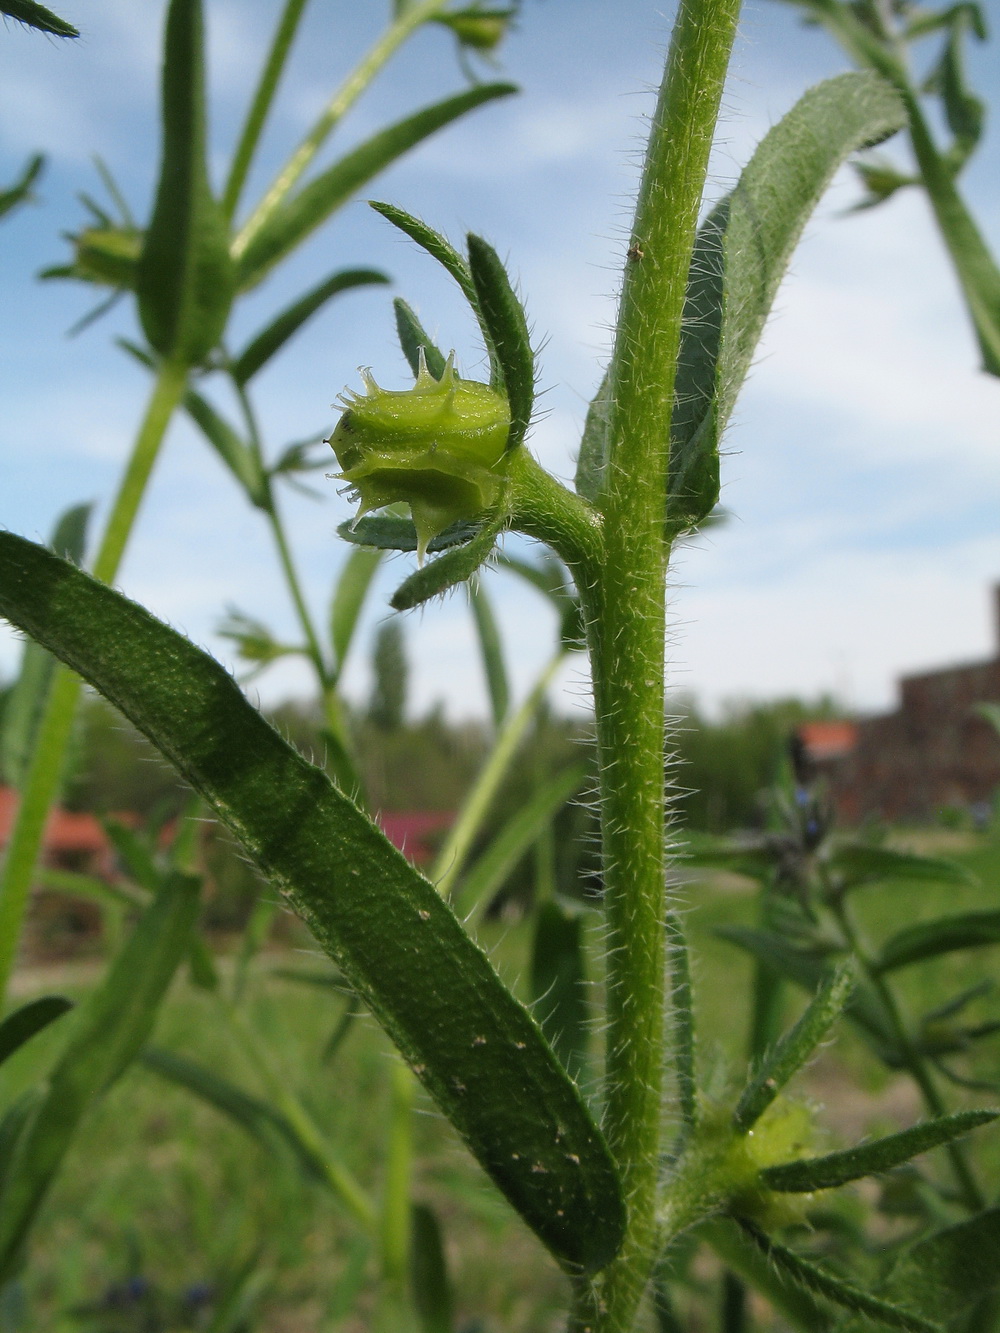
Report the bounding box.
[800,586,1000,825]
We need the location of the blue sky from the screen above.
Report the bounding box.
[1,0,999,723]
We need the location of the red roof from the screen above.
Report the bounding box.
[376,811,453,865]
[0,785,117,856]
[797,721,858,762]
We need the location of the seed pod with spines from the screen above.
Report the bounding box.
[329,352,511,562]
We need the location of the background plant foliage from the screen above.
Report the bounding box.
[0,1,998,1332]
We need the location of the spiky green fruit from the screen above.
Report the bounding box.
[330,354,510,561]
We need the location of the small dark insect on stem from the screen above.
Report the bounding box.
[627,241,645,262]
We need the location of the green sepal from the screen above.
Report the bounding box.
[0,532,625,1275]
[337,515,481,554]
[875,910,1000,973]
[369,201,478,307]
[236,83,516,290]
[737,1220,941,1333]
[136,0,235,366]
[733,965,853,1132]
[231,267,388,387]
[761,1109,998,1193]
[390,511,506,611]
[394,298,449,381]
[466,232,535,448]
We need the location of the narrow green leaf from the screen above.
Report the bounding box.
[236,84,516,290]
[761,1110,998,1193]
[0,1091,43,1200]
[394,297,448,381]
[715,927,895,1051]
[184,388,268,507]
[469,580,508,728]
[370,201,477,306]
[738,1221,941,1333]
[140,1046,327,1183]
[0,503,91,789]
[880,1209,1000,1327]
[410,1202,455,1333]
[0,154,44,223]
[466,232,534,446]
[0,997,72,1068]
[136,0,235,365]
[102,817,162,893]
[0,872,199,1278]
[0,1,77,37]
[330,547,384,678]
[391,513,506,612]
[454,764,585,919]
[700,1218,830,1332]
[829,843,975,891]
[338,514,480,554]
[668,73,905,531]
[531,900,589,1082]
[923,8,985,171]
[876,911,1000,973]
[0,532,625,1274]
[231,267,388,387]
[734,966,853,1132]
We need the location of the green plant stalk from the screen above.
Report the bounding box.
[231,379,363,797]
[433,651,563,900]
[233,0,448,263]
[0,358,188,1005]
[222,0,313,223]
[378,1056,416,1321]
[219,996,376,1230]
[581,1,741,1326]
[896,85,1000,374]
[832,896,985,1213]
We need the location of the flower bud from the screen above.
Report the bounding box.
[330,353,510,561]
[434,5,516,53]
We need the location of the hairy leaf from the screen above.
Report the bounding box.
[232,267,388,387]
[467,233,534,446]
[394,297,448,381]
[761,1110,997,1192]
[0,532,624,1274]
[136,0,234,364]
[390,513,506,611]
[876,911,1000,973]
[337,514,481,554]
[734,966,853,1131]
[236,85,516,290]
[667,72,905,531]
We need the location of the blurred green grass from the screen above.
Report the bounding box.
[3,827,998,1330]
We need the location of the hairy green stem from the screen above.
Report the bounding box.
[233,0,447,263]
[222,0,313,223]
[580,3,741,1327]
[0,359,188,1005]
